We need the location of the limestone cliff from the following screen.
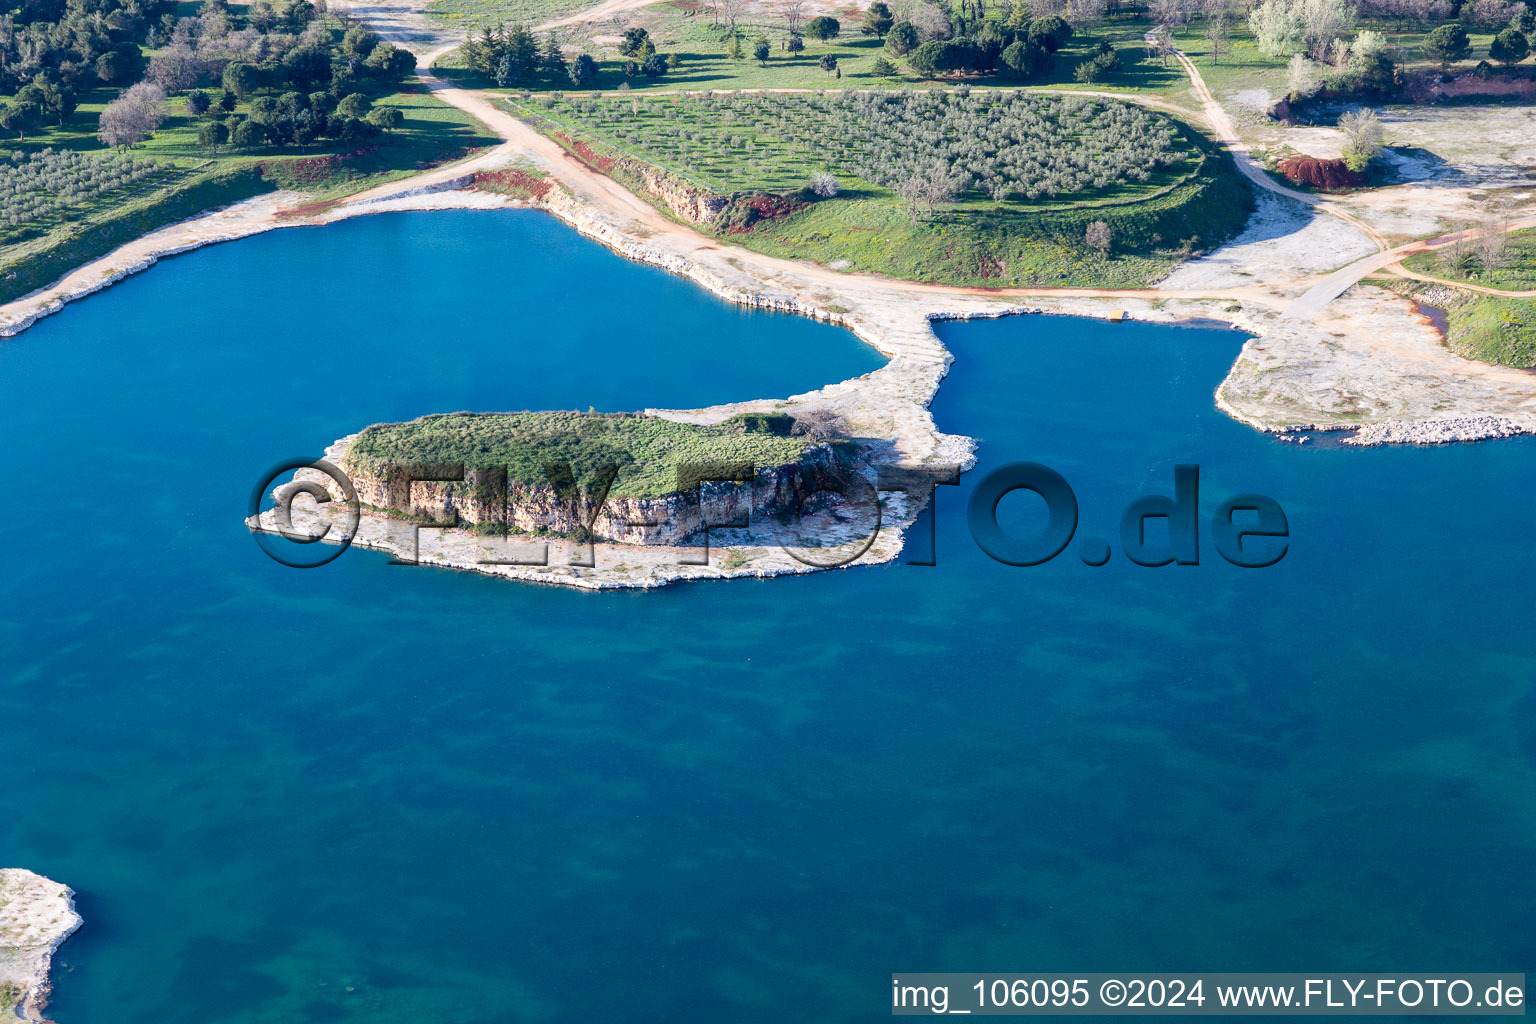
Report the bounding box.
[0,869,82,1023]
[336,441,845,546]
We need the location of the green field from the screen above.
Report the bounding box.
[426,0,601,32]
[0,88,496,305]
[347,410,818,500]
[1402,229,1536,292]
[1447,296,1536,368]
[506,88,1252,287]
[436,0,1511,99]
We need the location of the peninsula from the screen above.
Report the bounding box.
[0,870,82,1024]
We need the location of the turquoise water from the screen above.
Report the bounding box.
[2,209,1533,1024]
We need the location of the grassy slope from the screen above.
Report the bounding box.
[1401,229,1536,292]
[1447,297,1536,368]
[347,411,815,499]
[508,91,1252,288]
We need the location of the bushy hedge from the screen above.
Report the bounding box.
[347,411,816,499]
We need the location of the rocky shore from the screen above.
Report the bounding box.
[0,869,82,1023]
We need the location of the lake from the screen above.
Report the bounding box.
[1,209,1532,1024]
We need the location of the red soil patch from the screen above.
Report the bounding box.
[473,168,553,199]
[725,194,808,233]
[1277,155,1367,191]
[277,197,344,219]
[555,132,615,174]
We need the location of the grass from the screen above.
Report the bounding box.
[0,86,496,304]
[426,0,599,31]
[1446,296,1536,367]
[1401,229,1536,292]
[514,89,1198,199]
[14,86,496,197]
[436,3,1518,101]
[346,411,816,500]
[506,90,1252,288]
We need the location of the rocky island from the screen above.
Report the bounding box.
[0,870,81,1023]
[251,407,930,588]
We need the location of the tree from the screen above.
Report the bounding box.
[0,98,42,140]
[787,34,806,51]
[342,24,380,56]
[727,32,744,59]
[367,105,403,131]
[222,60,259,98]
[864,1,896,36]
[719,0,748,33]
[908,39,944,73]
[98,81,167,148]
[496,54,521,87]
[1513,6,1536,32]
[1206,10,1230,61]
[1028,14,1074,49]
[885,19,921,52]
[1250,0,1301,54]
[198,118,227,151]
[783,0,809,33]
[1489,26,1530,62]
[897,158,967,218]
[1085,220,1112,253]
[95,50,129,84]
[337,92,371,117]
[754,37,772,62]
[641,52,667,76]
[366,42,417,81]
[231,117,265,149]
[1250,0,1355,58]
[1299,0,1356,59]
[871,54,899,74]
[568,53,599,86]
[1000,37,1050,76]
[1286,52,1324,98]
[542,32,568,81]
[818,52,840,73]
[1337,106,1384,170]
[185,89,211,116]
[1423,21,1471,65]
[910,2,953,40]
[147,44,203,93]
[807,15,842,41]
[810,171,840,196]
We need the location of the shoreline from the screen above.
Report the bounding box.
[0,869,83,1023]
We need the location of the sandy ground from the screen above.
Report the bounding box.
[1160,189,1379,293]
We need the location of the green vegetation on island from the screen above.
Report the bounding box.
[346,411,824,500]
[510,88,1251,287]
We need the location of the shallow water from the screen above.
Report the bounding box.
[2,210,1533,1024]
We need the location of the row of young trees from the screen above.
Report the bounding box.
[0,145,162,233]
